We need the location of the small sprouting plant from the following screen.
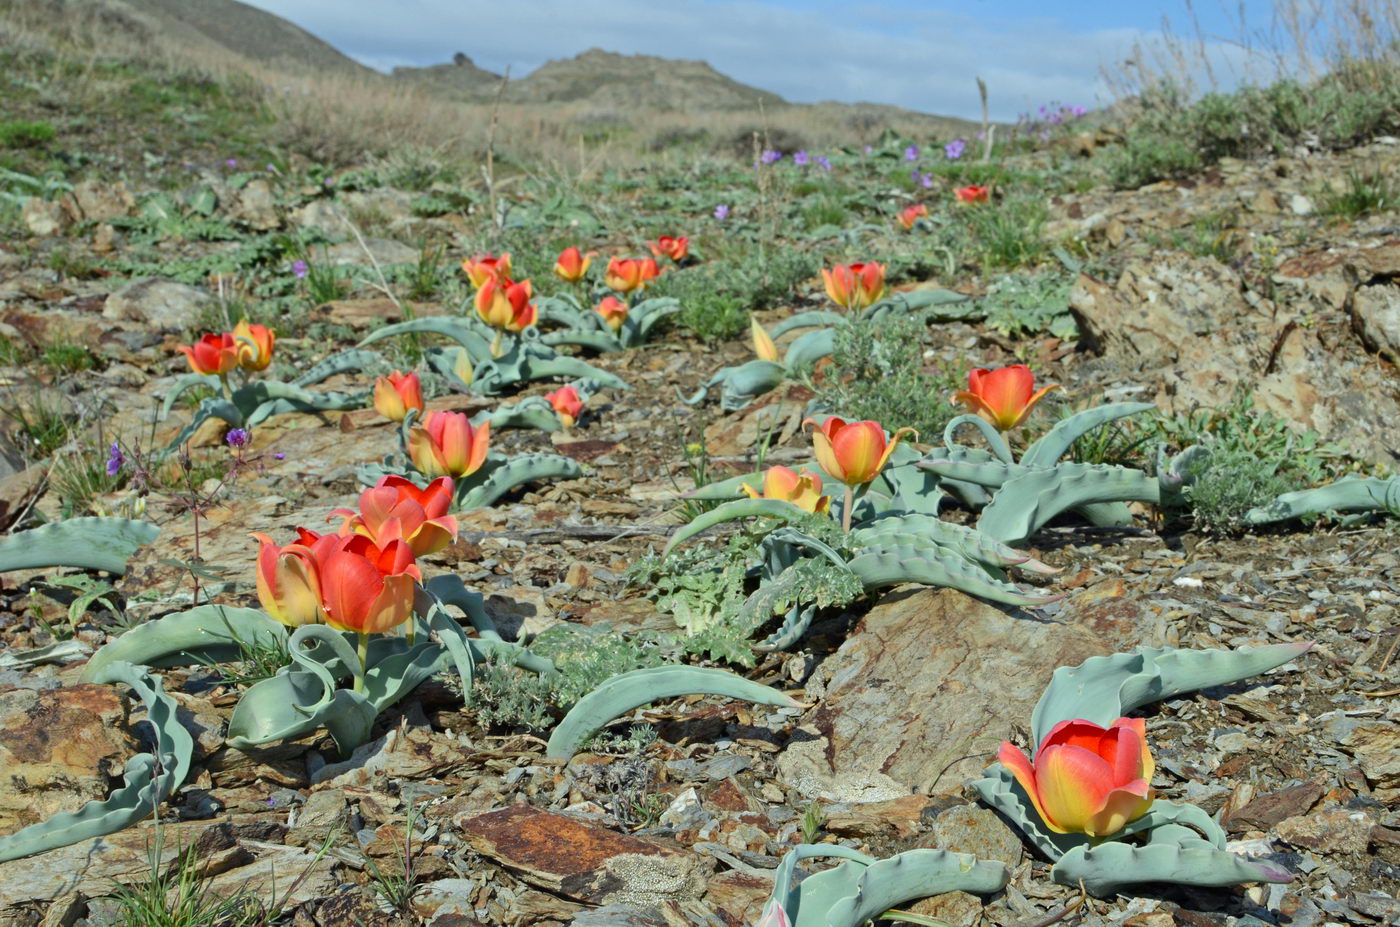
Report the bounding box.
[360,795,424,914]
[1181,446,1301,533]
[801,801,825,844]
[980,272,1078,340]
[300,257,344,304]
[37,575,121,636]
[1321,169,1397,218]
[41,340,98,374]
[109,837,269,927]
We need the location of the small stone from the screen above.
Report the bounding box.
[565,562,591,588]
[1225,781,1324,833]
[102,277,214,332]
[908,889,982,927]
[20,198,69,236]
[1275,807,1373,855]
[923,803,1023,869]
[1289,193,1314,215]
[287,790,349,847]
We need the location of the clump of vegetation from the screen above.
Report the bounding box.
[817,315,964,437]
[0,119,56,148]
[981,271,1078,339]
[1320,169,1397,218]
[651,249,818,342]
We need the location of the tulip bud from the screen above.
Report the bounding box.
[461,252,512,289]
[408,411,490,479]
[898,204,929,230]
[820,262,887,311]
[595,296,629,332]
[954,185,990,204]
[474,277,537,332]
[751,319,779,362]
[179,332,241,376]
[232,319,275,371]
[648,235,689,262]
[313,534,421,636]
[251,533,323,627]
[331,475,458,556]
[545,385,584,429]
[804,416,915,487]
[373,370,424,423]
[740,466,829,514]
[553,247,594,283]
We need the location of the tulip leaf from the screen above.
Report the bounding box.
[769,310,847,338]
[1020,403,1156,469]
[756,602,819,651]
[683,469,766,501]
[846,546,1060,606]
[159,372,221,419]
[0,517,159,575]
[681,359,787,411]
[1050,840,1293,897]
[943,413,1015,465]
[1030,642,1311,745]
[360,317,496,365]
[1243,475,1400,525]
[163,396,246,450]
[545,665,800,759]
[454,452,584,511]
[976,463,1161,546]
[291,348,387,387]
[766,844,1008,927]
[479,400,564,433]
[782,327,837,371]
[0,662,192,862]
[665,498,815,555]
[81,605,285,681]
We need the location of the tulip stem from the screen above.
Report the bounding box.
[217,373,231,402]
[406,618,415,648]
[841,484,854,532]
[489,330,503,358]
[354,632,368,692]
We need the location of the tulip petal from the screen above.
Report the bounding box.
[319,550,384,633]
[807,420,844,484]
[830,421,884,485]
[1010,384,1060,429]
[1085,779,1154,838]
[1035,744,1118,835]
[359,573,417,635]
[998,741,1061,833]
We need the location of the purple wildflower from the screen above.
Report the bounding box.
[815,156,831,172]
[274,452,286,460]
[1069,104,1087,117]
[918,173,934,188]
[105,442,124,477]
[863,144,873,154]
[225,158,238,169]
[226,428,249,449]
[759,149,783,165]
[793,150,810,166]
[945,138,966,160]
[292,260,308,279]
[713,204,730,220]
[904,145,919,161]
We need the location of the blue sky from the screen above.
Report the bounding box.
[243,1,1284,119]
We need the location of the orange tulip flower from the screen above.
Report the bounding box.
[605,257,659,293]
[954,364,1058,430]
[461,252,512,289]
[821,262,887,311]
[474,277,538,332]
[806,416,915,487]
[546,385,584,429]
[898,204,929,230]
[408,411,490,480]
[373,370,424,423]
[250,533,323,627]
[179,332,241,377]
[998,717,1155,837]
[331,475,459,557]
[233,319,275,371]
[954,185,990,204]
[649,235,689,262]
[595,296,629,332]
[751,318,779,362]
[553,246,594,283]
[313,533,421,637]
[740,465,830,514]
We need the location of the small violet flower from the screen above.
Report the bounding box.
[945,138,966,160]
[713,204,730,220]
[919,173,934,188]
[863,144,873,154]
[105,442,124,477]
[292,259,309,279]
[904,144,919,161]
[759,149,782,165]
[226,428,250,449]
[816,156,831,172]
[793,150,810,166]
[274,452,286,460]
[225,158,238,169]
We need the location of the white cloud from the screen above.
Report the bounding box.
[240,0,1267,120]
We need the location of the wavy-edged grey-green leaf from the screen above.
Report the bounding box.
[917,446,1012,487]
[539,330,623,353]
[480,401,563,433]
[632,297,680,341]
[162,396,245,450]
[861,462,945,517]
[0,517,159,575]
[81,605,285,681]
[977,463,1160,546]
[517,351,629,391]
[545,665,799,759]
[848,546,1059,605]
[359,317,495,364]
[756,603,819,651]
[244,391,366,427]
[424,574,504,641]
[1031,643,1311,744]
[782,327,837,371]
[160,372,220,419]
[455,453,584,511]
[1243,475,1400,525]
[1076,501,1135,527]
[1021,403,1155,469]
[770,310,847,338]
[1051,840,1293,897]
[664,498,814,555]
[683,469,766,500]
[0,663,193,862]
[943,414,1014,464]
[422,345,478,392]
[718,359,787,411]
[971,764,1087,861]
[291,349,386,387]
[853,514,1052,573]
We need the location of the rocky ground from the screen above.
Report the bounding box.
[0,82,1398,927]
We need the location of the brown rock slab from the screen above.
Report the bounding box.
[777,588,1118,801]
[1338,721,1400,791]
[455,806,712,905]
[0,684,136,833]
[1224,781,1324,833]
[909,889,983,926]
[923,803,1024,869]
[1275,806,1374,855]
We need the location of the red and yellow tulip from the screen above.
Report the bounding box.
[553,247,594,283]
[821,262,887,311]
[954,364,1058,431]
[741,466,829,514]
[474,277,538,333]
[546,385,584,429]
[233,319,275,371]
[898,204,929,230]
[998,717,1156,837]
[312,533,421,636]
[805,416,914,487]
[179,332,241,377]
[407,411,490,480]
[461,253,512,289]
[954,185,990,204]
[649,235,689,262]
[751,318,779,362]
[331,475,458,557]
[595,296,629,332]
[251,533,323,627]
[604,257,660,293]
[373,370,424,423]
